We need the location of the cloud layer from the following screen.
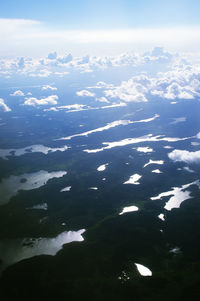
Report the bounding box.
[1,18,200,56]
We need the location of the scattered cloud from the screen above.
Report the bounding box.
[96,97,110,103]
[170,117,186,125]
[10,90,24,96]
[24,95,58,106]
[42,85,57,91]
[76,90,95,97]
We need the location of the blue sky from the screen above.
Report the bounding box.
[1,0,200,57]
[1,0,200,29]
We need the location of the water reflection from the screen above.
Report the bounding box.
[57,114,159,141]
[152,169,162,173]
[60,186,71,192]
[123,174,141,185]
[97,163,108,171]
[158,213,165,221]
[27,203,48,210]
[135,147,153,153]
[151,180,200,210]
[119,206,139,215]
[0,229,85,272]
[144,159,164,168]
[135,263,152,276]
[0,170,67,205]
[0,145,69,160]
[84,134,191,153]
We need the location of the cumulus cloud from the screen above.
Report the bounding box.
[29,69,51,77]
[24,95,58,106]
[168,149,200,163]
[76,90,95,97]
[96,97,109,103]
[0,47,200,106]
[10,90,24,96]
[105,76,149,103]
[0,98,11,112]
[101,62,200,102]
[42,85,57,91]
[47,52,57,60]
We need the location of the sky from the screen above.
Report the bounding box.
[1,0,200,57]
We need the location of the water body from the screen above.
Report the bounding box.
[84,134,192,153]
[57,114,159,140]
[144,160,164,168]
[119,206,139,215]
[27,203,48,210]
[152,169,162,173]
[151,180,200,211]
[0,145,69,160]
[60,186,71,192]
[135,147,153,153]
[0,229,85,272]
[123,174,142,185]
[158,213,165,221]
[97,163,108,171]
[0,170,67,205]
[135,263,152,276]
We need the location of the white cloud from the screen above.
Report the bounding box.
[105,77,148,103]
[29,69,51,77]
[1,19,200,57]
[168,149,200,163]
[24,95,58,106]
[10,90,25,96]
[76,90,95,97]
[42,85,57,91]
[100,60,200,102]
[96,97,110,103]
[0,98,11,112]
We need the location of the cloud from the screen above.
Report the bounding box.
[168,149,200,163]
[1,19,200,57]
[76,90,95,97]
[96,97,110,103]
[0,98,11,112]
[42,85,57,91]
[10,90,24,96]
[47,52,57,60]
[29,69,51,77]
[24,95,58,106]
[0,46,200,107]
[100,60,200,102]
[104,76,149,103]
